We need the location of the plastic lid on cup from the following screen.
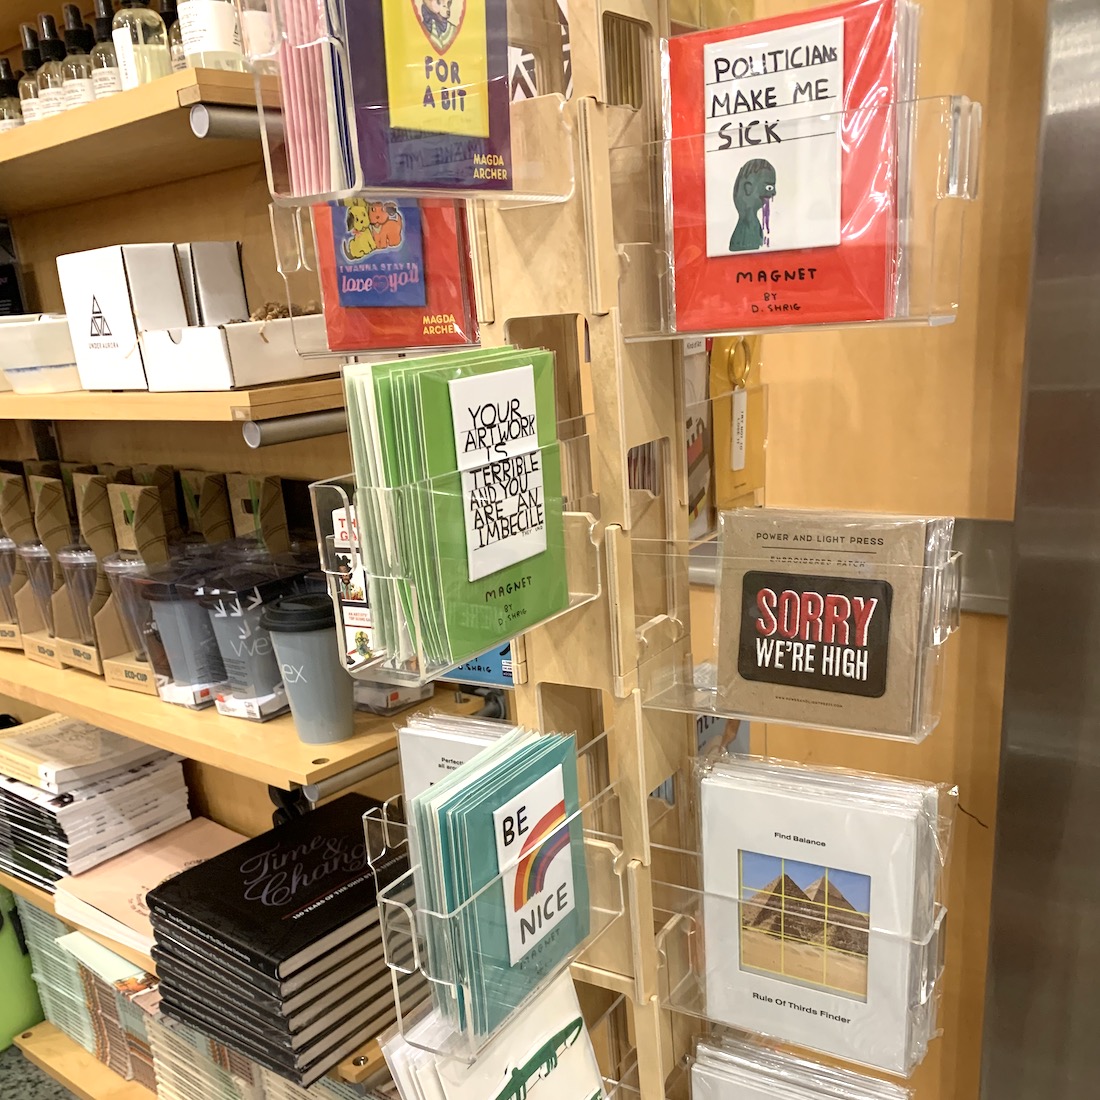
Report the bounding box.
[198,563,309,610]
[102,551,148,578]
[260,593,336,633]
[57,544,97,568]
[17,542,51,561]
[140,563,217,603]
[0,537,14,553]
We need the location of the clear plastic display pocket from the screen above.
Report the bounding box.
[611,95,981,339]
[630,510,961,741]
[363,734,626,1062]
[650,755,957,1077]
[246,0,575,204]
[311,434,602,687]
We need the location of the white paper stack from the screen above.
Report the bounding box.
[0,753,190,891]
[698,756,953,1075]
[146,1012,266,1100]
[397,713,509,801]
[692,1035,912,1099]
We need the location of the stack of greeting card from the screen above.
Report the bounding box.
[407,727,589,1040]
[715,508,954,739]
[691,1035,912,1100]
[398,712,509,801]
[312,198,477,352]
[382,971,607,1100]
[665,0,920,331]
[698,756,953,1074]
[343,346,569,675]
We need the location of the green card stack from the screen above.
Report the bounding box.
[343,347,570,676]
[408,727,590,1039]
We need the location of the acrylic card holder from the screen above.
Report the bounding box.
[649,755,956,1077]
[630,511,961,742]
[611,94,981,339]
[268,198,479,358]
[247,0,574,204]
[311,398,602,686]
[364,733,625,1063]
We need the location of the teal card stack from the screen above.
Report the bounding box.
[343,347,570,676]
[409,729,590,1038]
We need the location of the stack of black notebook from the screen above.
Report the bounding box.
[146,793,416,1088]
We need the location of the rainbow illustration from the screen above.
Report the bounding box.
[513,800,570,911]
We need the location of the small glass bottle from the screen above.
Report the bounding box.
[112,0,172,90]
[91,0,122,99]
[36,14,68,119]
[178,0,245,71]
[17,26,41,123]
[0,60,23,132]
[61,4,96,110]
[161,0,188,72]
[238,0,274,68]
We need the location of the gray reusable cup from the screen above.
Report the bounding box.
[0,537,18,623]
[57,544,98,645]
[140,565,227,688]
[200,564,309,710]
[260,594,355,745]
[17,542,55,637]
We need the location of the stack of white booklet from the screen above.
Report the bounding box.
[397,713,509,800]
[382,972,607,1100]
[692,1035,912,1099]
[0,752,190,891]
[699,756,953,1075]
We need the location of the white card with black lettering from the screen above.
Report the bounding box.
[448,366,547,582]
[699,766,924,1073]
[703,19,844,258]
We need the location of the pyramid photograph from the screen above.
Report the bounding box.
[737,851,871,1001]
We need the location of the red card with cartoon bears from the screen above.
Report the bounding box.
[313,198,477,351]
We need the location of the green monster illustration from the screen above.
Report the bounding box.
[492,1017,585,1100]
[729,159,777,253]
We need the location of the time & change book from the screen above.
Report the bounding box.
[698,756,949,1073]
[665,0,919,331]
[715,508,953,738]
[146,793,403,978]
[313,198,476,352]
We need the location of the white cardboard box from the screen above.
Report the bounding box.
[56,245,190,391]
[140,315,329,391]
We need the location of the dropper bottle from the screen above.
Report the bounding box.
[0,60,23,132]
[62,3,97,110]
[17,25,42,123]
[91,0,122,99]
[36,13,68,118]
[161,0,188,72]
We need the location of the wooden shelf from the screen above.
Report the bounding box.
[0,69,263,215]
[0,869,156,974]
[13,1021,155,1100]
[0,376,343,423]
[0,649,477,788]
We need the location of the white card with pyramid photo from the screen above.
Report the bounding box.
[699,765,928,1074]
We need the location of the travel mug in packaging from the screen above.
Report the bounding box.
[261,594,355,744]
[102,552,150,659]
[140,566,226,688]
[17,543,54,637]
[57,544,98,645]
[201,564,309,719]
[0,538,17,623]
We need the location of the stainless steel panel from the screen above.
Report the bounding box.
[981,1,1100,1093]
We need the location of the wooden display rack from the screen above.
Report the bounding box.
[0,0,1040,1096]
